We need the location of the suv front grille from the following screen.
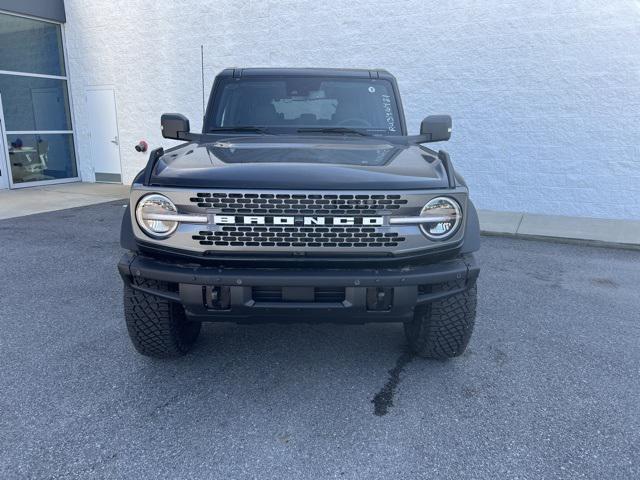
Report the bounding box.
[190,192,408,215]
[179,190,425,253]
[192,226,405,248]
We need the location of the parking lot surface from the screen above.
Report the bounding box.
[1,201,638,479]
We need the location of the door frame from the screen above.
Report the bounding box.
[86,85,123,183]
[0,93,9,189]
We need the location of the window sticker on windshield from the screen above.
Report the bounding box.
[368,86,376,93]
[381,94,396,132]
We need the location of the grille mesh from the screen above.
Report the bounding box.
[190,192,408,215]
[192,225,405,248]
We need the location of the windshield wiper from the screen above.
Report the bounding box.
[208,126,272,134]
[296,127,371,137]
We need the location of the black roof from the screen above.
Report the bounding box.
[218,67,396,80]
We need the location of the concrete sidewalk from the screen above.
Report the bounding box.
[478,209,640,249]
[1,182,638,248]
[0,182,129,220]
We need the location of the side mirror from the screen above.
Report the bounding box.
[420,115,452,142]
[161,113,190,140]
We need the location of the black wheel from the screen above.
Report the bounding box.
[404,282,477,359]
[123,278,201,358]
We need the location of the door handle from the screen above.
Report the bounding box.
[110,137,119,145]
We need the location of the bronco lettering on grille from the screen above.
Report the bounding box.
[213,215,384,226]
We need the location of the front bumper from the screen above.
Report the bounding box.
[118,252,479,323]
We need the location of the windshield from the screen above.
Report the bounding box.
[206,76,403,136]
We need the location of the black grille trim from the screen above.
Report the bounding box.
[190,192,408,215]
[193,226,405,248]
[252,286,346,303]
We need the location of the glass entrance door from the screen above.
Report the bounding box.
[0,11,78,188]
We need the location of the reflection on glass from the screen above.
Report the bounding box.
[0,74,72,131]
[7,134,76,184]
[0,13,66,76]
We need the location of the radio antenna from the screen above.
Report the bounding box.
[200,45,205,118]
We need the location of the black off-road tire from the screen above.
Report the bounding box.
[123,278,201,358]
[404,282,477,359]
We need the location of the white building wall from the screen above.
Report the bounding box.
[63,0,640,219]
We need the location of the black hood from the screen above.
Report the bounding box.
[150,136,449,190]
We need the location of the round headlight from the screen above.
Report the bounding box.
[135,193,178,238]
[419,197,462,240]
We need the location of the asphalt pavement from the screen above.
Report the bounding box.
[1,201,638,479]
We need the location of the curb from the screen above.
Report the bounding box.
[480,230,640,251]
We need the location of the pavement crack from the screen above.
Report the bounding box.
[371,348,415,416]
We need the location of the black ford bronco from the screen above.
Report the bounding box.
[118,68,480,359]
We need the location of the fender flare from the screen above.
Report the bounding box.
[461,199,481,253]
[120,204,138,252]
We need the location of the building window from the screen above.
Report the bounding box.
[0,11,77,187]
